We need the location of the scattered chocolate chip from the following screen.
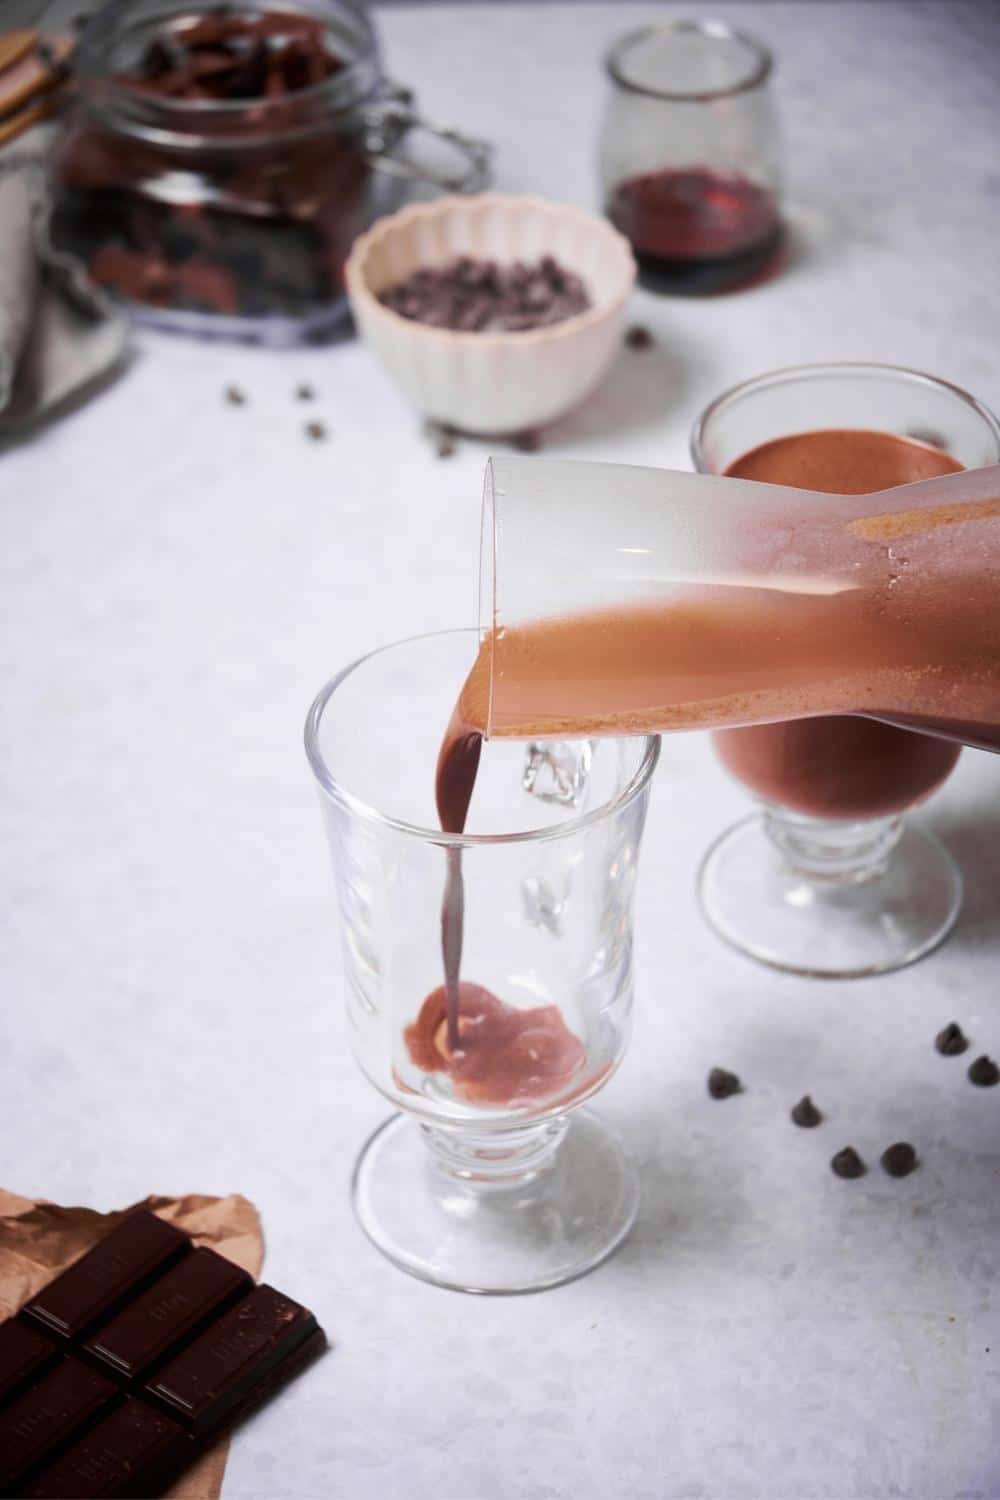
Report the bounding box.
[791,1094,823,1128]
[224,385,246,406]
[831,1147,866,1180]
[305,421,327,442]
[935,1021,970,1056]
[968,1054,999,1087]
[378,256,590,334]
[880,1142,918,1178]
[707,1067,742,1100]
[296,384,315,401]
[513,428,541,453]
[424,420,457,458]
[624,324,654,351]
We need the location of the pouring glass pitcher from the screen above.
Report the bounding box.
[466,454,1000,753]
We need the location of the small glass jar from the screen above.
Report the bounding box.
[600,18,782,295]
[50,0,489,343]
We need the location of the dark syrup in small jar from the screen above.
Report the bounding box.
[607,166,782,295]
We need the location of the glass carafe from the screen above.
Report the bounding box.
[463,452,1000,753]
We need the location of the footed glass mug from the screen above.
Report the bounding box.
[690,363,1000,976]
[305,631,658,1293]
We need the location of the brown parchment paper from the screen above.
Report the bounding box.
[0,1188,264,1500]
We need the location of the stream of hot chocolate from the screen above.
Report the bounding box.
[420,709,587,1106]
[433,713,481,1052]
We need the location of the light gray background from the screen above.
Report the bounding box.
[2,3,999,1498]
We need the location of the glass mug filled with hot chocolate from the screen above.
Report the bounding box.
[690,364,1000,975]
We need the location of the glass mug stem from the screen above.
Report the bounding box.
[420,1116,569,1188]
[761,805,903,886]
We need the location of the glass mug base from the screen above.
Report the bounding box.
[352,1109,639,1294]
[697,813,962,978]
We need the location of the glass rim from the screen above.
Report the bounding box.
[605,19,773,103]
[689,360,1000,471]
[304,629,661,849]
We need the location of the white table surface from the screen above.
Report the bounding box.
[3,4,999,1497]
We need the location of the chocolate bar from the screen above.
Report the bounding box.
[0,1210,326,1497]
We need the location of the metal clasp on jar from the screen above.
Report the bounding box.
[363,79,491,194]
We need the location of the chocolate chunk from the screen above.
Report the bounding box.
[0,1213,326,1498]
[296,384,315,401]
[707,1067,742,1100]
[880,1142,918,1178]
[305,420,327,441]
[935,1021,969,1056]
[0,1359,116,1490]
[831,1147,866,1179]
[129,11,344,101]
[790,1094,823,1128]
[22,1211,189,1341]
[378,255,590,334]
[224,385,246,406]
[147,1285,321,1433]
[968,1054,999,1087]
[0,1318,58,1405]
[624,324,654,350]
[23,1398,184,1500]
[85,1248,251,1381]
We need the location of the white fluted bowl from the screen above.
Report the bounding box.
[345,194,636,435]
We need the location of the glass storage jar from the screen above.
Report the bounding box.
[50,0,490,343]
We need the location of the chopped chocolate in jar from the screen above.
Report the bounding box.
[296,384,316,402]
[707,1067,742,1100]
[831,1146,866,1180]
[968,1054,999,1087]
[378,255,590,333]
[790,1094,823,1128]
[880,1142,918,1178]
[124,10,345,102]
[224,384,247,406]
[305,420,327,442]
[935,1021,970,1056]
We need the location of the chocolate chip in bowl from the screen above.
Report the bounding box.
[378,256,591,333]
[346,193,636,436]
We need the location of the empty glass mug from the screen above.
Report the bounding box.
[690,362,1000,976]
[305,631,658,1293]
[600,18,782,294]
